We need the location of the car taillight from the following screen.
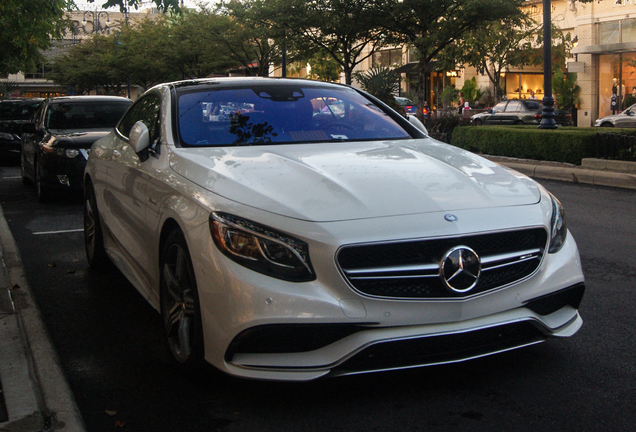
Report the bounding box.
[423,107,429,114]
[534,113,542,119]
[406,106,413,110]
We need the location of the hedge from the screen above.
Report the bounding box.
[450,126,636,165]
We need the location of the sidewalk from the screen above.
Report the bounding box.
[0,204,85,432]
[0,156,634,432]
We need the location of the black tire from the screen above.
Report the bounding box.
[515,120,524,125]
[601,122,614,127]
[160,230,205,372]
[84,180,111,270]
[474,119,482,126]
[35,159,50,203]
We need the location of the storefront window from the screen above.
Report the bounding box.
[596,53,636,117]
[505,73,544,100]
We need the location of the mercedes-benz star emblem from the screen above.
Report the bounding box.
[444,214,458,222]
[440,246,481,293]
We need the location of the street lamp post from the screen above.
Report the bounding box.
[539,0,557,129]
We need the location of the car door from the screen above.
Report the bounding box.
[20,101,48,179]
[501,100,523,124]
[100,93,163,297]
[486,101,508,125]
[613,107,636,127]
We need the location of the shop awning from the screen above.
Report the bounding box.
[572,42,636,54]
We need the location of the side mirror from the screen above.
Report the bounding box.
[20,122,37,134]
[629,111,635,116]
[487,109,493,114]
[129,121,150,153]
[407,115,428,135]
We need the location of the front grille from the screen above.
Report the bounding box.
[331,321,545,375]
[337,228,548,299]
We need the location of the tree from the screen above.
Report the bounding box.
[281,0,388,85]
[0,0,73,75]
[353,66,404,113]
[375,0,526,118]
[552,68,580,112]
[449,15,539,102]
[50,34,129,95]
[208,1,284,77]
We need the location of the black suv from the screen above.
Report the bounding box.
[0,98,43,157]
[471,99,573,126]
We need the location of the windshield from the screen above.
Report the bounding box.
[45,100,131,130]
[177,85,411,146]
[0,101,41,121]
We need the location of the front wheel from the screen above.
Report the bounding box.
[601,122,614,127]
[35,159,51,203]
[84,180,111,270]
[160,230,205,372]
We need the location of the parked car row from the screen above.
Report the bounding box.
[11,80,585,383]
[470,99,573,126]
[0,98,43,157]
[19,96,132,202]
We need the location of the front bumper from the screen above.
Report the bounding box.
[188,202,585,381]
[39,152,87,190]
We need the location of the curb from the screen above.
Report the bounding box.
[485,156,636,190]
[0,204,86,432]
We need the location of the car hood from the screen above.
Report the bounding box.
[169,139,541,222]
[48,129,111,149]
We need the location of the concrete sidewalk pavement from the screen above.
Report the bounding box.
[0,156,633,432]
[0,203,85,432]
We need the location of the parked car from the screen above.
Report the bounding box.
[0,98,43,157]
[20,96,132,201]
[395,96,418,115]
[84,78,584,381]
[471,99,573,126]
[594,103,636,127]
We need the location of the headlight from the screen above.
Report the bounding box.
[548,193,567,253]
[210,212,315,282]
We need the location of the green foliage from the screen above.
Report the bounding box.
[306,52,342,82]
[281,0,389,84]
[0,0,73,75]
[552,69,580,111]
[440,86,459,109]
[353,66,403,114]
[451,126,601,165]
[423,110,471,143]
[460,77,482,105]
[448,15,539,102]
[376,0,527,112]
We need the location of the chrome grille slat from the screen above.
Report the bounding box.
[337,228,548,299]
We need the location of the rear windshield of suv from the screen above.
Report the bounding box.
[177,85,411,146]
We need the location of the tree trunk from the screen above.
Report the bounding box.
[416,60,427,121]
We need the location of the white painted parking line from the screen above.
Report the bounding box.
[33,229,83,235]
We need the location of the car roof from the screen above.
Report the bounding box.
[165,77,351,92]
[45,96,131,103]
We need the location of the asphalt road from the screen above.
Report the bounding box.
[1,159,635,432]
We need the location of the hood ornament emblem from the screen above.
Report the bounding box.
[440,246,481,293]
[444,214,458,222]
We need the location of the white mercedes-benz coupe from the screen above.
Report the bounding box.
[84,78,584,381]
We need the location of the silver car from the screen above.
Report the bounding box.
[595,103,636,127]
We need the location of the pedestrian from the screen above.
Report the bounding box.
[457,92,466,114]
[529,90,537,100]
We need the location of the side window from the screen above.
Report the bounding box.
[117,94,161,142]
[492,102,507,113]
[505,101,522,112]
